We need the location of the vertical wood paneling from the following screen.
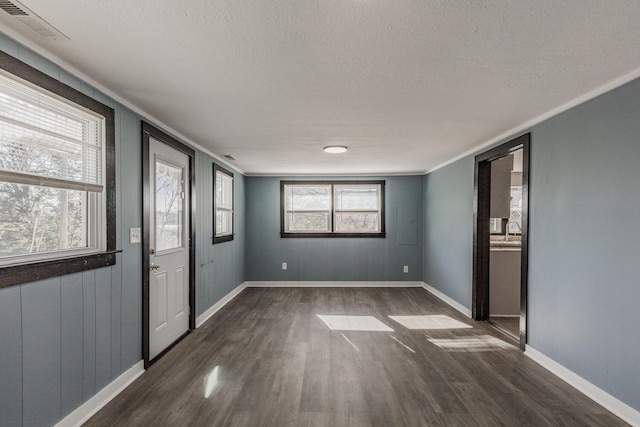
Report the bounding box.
[0,285,23,426]
[120,108,142,369]
[22,278,62,427]
[60,273,84,418]
[397,197,418,245]
[111,254,122,378]
[95,267,112,390]
[246,176,423,282]
[82,270,97,401]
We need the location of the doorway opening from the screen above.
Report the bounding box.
[472,133,530,350]
[142,122,196,368]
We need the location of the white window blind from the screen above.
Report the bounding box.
[0,71,104,192]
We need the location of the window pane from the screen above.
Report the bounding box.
[155,160,183,251]
[0,182,87,257]
[335,212,379,233]
[0,74,102,186]
[287,185,331,211]
[216,210,232,236]
[335,185,379,211]
[286,212,330,232]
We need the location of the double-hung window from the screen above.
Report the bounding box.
[213,164,233,244]
[0,51,115,287]
[281,181,385,237]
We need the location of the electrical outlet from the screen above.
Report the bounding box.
[282,262,287,270]
[403,265,409,273]
[129,227,141,244]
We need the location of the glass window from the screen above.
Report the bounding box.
[281,181,385,237]
[213,164,234,244]
[155,159,184,251]
[0,67,107,266]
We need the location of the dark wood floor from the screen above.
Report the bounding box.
[489,316,520,339]
[85,287,627,426]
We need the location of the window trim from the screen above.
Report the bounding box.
[213,163,234,244]
[280,180,385,238]
[0,50,117,288]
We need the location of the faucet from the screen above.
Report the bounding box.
[505,220,522,241]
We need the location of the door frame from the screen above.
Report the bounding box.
[472,133,530,350]
[142,122,196,368]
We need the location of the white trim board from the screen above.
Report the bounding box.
[421,282,472,318]
[245,281,424,288]
[525,346,640,426]
[54,361,145,427]
[196,282,247,327]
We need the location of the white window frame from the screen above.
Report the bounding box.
[281,181,385,238]
[0,50,116,288]
[213,163,234,244]
[282,183,332,234]
[334,183,382,233]
[0,69,107,266]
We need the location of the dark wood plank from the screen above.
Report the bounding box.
[84,287,629,427]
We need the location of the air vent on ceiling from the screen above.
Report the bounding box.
[0,0,69,40]
[223,155,236,161]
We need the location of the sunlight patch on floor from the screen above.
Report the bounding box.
[317,315,394,331]
[389,314,472,330]
[427,335,515,352]
[204,366,220,398]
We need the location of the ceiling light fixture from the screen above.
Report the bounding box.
[323,145,348,154]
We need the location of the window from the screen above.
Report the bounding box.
[281,181,385,238]
[213,163,233,244]
[0,51,116,288]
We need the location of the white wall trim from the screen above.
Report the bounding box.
[0,29,240,174]
[54,361,145,427]
[425,66,640,175]
[245,281,423,288]
[196,282,247,327]
[421,282,472,318]
[525,345,640,426]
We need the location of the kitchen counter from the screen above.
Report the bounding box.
[490,235,521,251]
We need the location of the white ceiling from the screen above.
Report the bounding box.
[2,1,640,175]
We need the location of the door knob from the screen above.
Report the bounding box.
[149,263,160,270]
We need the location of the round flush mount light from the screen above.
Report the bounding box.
[323,145,348,154]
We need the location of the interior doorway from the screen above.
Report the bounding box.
[472,133,530,350]
[142,122,196,368]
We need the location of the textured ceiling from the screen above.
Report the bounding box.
[2,1,640,175]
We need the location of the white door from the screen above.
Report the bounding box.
[149,138,190,360]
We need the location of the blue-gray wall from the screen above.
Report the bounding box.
[0,34,245,427]
[246,176,423,281]
[195,154,246,316]
[422,157,475,308]
[422,78,640,411]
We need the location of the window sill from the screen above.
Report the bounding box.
[281,232,386,238]
[213,234,234,244]
[0,249,122,288]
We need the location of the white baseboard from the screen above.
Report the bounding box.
[421,282,472,318]
[196,282,247,327]
[525,345,640,426]
[55,360,145,427]
[245,281,423,288]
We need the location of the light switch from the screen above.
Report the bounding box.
[130,227,141,244]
